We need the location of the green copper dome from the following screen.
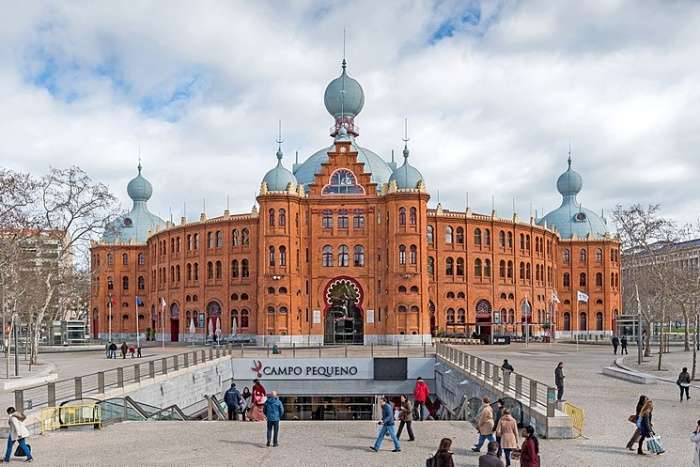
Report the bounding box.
[126,162,153,201]
[324,60,364,119]
[389,145,424,189]
[262,147,297,192]
[556,156,583,196]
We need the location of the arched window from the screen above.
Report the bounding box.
[241,259,249,277]
[525,234,530,250]
[138,253,144,265]
[215,261,222,279]
[508,309,515,324]
[399,244,406,265]
[337,210,348,229]
[207,262,214,280]
[207,232,213,249]
[409,207,417,225]
[595,248,603,263]
[216,231,223,248]
[526,262,531,280]
[137,276,145,290]
[473,228,481,246]
[354,245,365,266]
[447,291,455,299]
[499,230,506,247]
[122,276,129,290]
[398,286,407,293]
[268,246,275,267]
[507,261,513,279]
[474,258,482,277]
[484,229,491,246]
[456,257,464,276]
[241,229,249,246]
[279,209,286,227]
[279,306,288,314]
[232,229,239,246]
[499,260,506,278]
[446,308,455,324]
[170,266,175,283]
[580,249,587,263]
[445,226,453,244]
[519,234,525,250]
[279,246,287,267]
[398,207,406,225]
[338,245,349,267]
[107,276,113,290]
[240,309,249,328]
[107,253,113,265]
[231,309,238,329]
[563,249,570,263]
[595,272,603,287]
[322,245,333,267]
[427,225,434,245]
[563,312,571,331]
[507,231,513,248]
[579,272,586,287]
[186,264,192,281]
[231,260,239,278]
[410,286,419,293]
[596,312,603,331]
[579,312,588,331]
[519,262,525,279]
[268,208,275,227]
[187,235,192,251]
[428,257,435,277]
[193,233,199,249]
[410,305,420,313]
[446,257,454,275]
[322,210,332,229]
[398,305,408,313]
[457,291,465,299]
[563,272,570,287]
[176,265,181,281]
[241,293,248,300]
[456,227,464,244]
[484,259,491,278]
[410,245,417,264]
[267,306,275,314]
[457,308,466,324]
[230,294,238,301]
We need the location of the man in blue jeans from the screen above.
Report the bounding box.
[370,396,401,453]
[263,390,284,447]
[4,407,33,462]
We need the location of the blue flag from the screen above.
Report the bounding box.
[136,296,144,307]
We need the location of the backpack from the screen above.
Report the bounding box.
[425,455,436,467]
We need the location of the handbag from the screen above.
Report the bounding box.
[646,434,665,454]
[425,456,436,467]
[628,414,637,423]
[13,443,30,457]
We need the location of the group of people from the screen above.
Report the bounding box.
[223,379,284,447]
[611,335,629,355]
[105,341,142,359]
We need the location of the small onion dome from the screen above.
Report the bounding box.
[127,162,153,202]
[262,147,297,192]
[389,144,424,190]
[556,155,582,196]
[324,59,364,119]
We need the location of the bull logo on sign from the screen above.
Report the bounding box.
[251,360,263,378]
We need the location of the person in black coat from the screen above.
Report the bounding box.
[612,335,620,354]
[620,336,628,354]
[224,383,243,421]
[626,395,647,451]
[637,399,654,455]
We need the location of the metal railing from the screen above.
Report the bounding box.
[39,403,101,433]
[563,401,585,438]
[435,343,557,417]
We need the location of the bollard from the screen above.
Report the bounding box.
[515,375,522,399]
[48,383,56,407]
[134,364,141,383]
[74,377,83,399]
[97,372,105,394]
[184,353,189,368]
[162,358,168,375]
[117,368,124,388]
[14,391,23,413]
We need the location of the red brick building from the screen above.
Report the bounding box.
[90,61,621,345]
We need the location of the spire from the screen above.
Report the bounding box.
[402,117,410,160]
[276,120,284,163]
[137,157,142,174]
[567,142,572,168]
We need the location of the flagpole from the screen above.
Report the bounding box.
[160,298,165,349]
[135,296,140,349]
[108,294,112,343]
[575,294,579,352]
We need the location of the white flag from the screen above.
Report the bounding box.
[577,291,589,303]
[160,297,166,309]
[551,291,560,304]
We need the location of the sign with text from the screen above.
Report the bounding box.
[366,309,374,324]
[312,310,321,324]
[233,358,372,380]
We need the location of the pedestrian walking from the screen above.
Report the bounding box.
[478,441,501,467]
[495,409,519,466]
[136,344,142,358]
[612,335,620,354]
[492,399,504,458]
[3,407,33,463]
[621,335,628,354]
[120,341,128,359]
[369,396,400,453]
[501,359,514,374]
[427,438,454,467]
[413,377,429,421]
[636,399,654,455]
[691,419,700,467]
[678,367,692,401]
[471,396,495,452]
[241,386,251,421]
[396,395,415,441]
[519,426,540,467]
[263,390,284,447]
[109,342,117,359]
[105,342,110,359]
[626,395,647,451]
[554,362,565,402]
[224,383,243,421]
[248,379,267,421]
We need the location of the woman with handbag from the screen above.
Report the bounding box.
[637,399,654,455]
[519,425,540,467]
[248,379,267,421]
[3,407,33,463]
[626,395,647,451]
[495,409,519,466]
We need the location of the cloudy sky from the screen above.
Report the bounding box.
[1,0,699,227]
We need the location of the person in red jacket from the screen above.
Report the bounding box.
[519,426,540,467]
[413,377,430,421]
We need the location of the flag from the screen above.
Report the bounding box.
[160,297,166,310]
[135,296,144,307]
[551,291,560,304]
[577,291,589,303]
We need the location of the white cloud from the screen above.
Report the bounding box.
[0,0,698,228]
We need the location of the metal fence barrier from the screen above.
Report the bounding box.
[39,404,101,433]
[563,402,586,438]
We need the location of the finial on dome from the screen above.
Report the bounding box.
[276,120,284,162]
[137,157,142,174]
[567,142,572,168]
[402,118,410,159]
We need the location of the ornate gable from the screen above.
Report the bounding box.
[306,140,377,197]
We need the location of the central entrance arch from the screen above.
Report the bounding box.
[323,277,364,344]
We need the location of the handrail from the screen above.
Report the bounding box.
[435,343,557,417]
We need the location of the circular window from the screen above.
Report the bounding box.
[574,212,587,222]
[123,217,133,227]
